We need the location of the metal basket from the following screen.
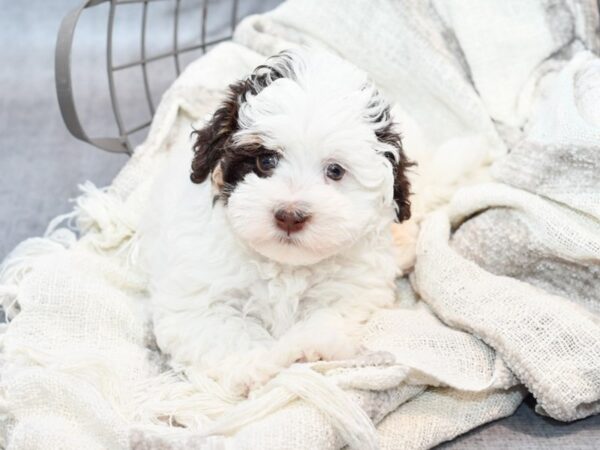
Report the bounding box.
[55,0,278,155]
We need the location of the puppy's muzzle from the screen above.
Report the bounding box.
[274,207,311,234]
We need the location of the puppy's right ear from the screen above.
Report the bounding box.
[190,81,247,184]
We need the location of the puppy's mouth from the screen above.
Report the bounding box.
[276,233,302,245]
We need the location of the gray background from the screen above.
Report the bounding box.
[0,0,127,259]
[0,0,598,448]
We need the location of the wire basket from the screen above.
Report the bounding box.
[56,0,279,155]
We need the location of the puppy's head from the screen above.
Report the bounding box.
[191,49,411,266]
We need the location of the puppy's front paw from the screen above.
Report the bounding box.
[207,349,282,397]
[278,329,361,364]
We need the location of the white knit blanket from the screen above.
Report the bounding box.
[1,1,599,449]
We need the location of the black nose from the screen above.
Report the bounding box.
[274,208,311,234]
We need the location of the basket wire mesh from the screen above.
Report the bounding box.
[56,0,274,155]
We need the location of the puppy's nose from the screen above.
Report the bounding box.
[274,208,311,234]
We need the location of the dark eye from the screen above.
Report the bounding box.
[256,154,279,173]
[326,163,346,181]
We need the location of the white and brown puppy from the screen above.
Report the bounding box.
[141,48,411,396]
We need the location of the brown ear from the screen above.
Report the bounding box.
[377,124,412,223]
[190,80,247,184]
[191,54,291,185]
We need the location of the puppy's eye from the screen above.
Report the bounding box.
[326,163,346,181]
[256,154,279,173]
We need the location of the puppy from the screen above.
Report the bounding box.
[141,48,411,396]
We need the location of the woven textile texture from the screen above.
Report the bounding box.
[1,1,599,449]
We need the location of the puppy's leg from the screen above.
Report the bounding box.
[153,301,281,396]
[272,283,396,365]
[274,309,363,365]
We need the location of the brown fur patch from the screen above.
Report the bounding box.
[211,164,224,190]
[374,110,413,223]
[190,80,248,185]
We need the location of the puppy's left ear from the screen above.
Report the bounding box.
[190,80,247,185]
[378,125,412,223]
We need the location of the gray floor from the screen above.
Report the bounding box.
[0,0,128,259]
[441,396,600,449]
[0,1,598,448]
